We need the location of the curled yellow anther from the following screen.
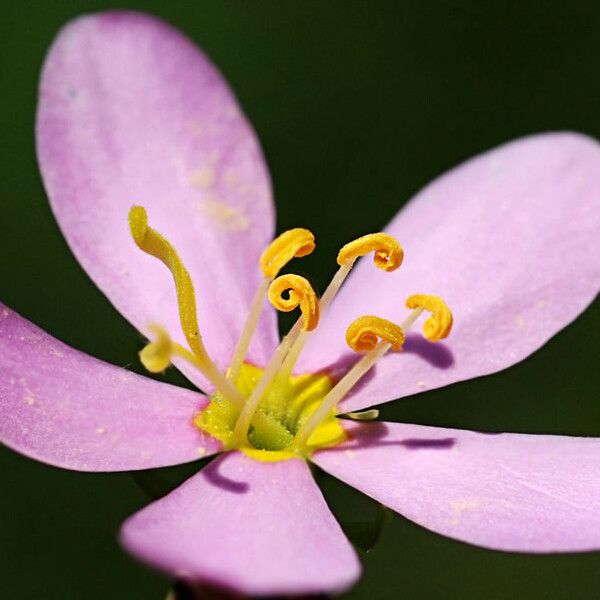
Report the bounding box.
[268,274,319,331]
[346,315,405,353]
[405,294,453,342]
[139,325,173,373]
[260,228,316,280]
[337,233,403,271]
[129,206,205,359]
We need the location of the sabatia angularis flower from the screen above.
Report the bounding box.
[2,10,600,597]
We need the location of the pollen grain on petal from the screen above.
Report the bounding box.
[268,274,319,331]
[405,294,453,342]
[200,197,250,231]
[260,228,316,279]
[346,315,405,353]
[337,233,404,271]
[188,165,215,189]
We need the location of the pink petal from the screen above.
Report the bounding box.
[121,451,360,596]
[298,133,600,411]
[36,11,278,391]
[0,304,219,471]
[313,421,600,552]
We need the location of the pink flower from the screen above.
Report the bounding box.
[2,9,600,597]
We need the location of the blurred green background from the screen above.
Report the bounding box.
[1,1,600,598]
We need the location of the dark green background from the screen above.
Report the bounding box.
[1,1,600,598]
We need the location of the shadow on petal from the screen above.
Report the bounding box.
[324,422,457,452]
[400,437,456,449]
[319,352,362,382]
[402,334,455,369]
[202,454,249,494]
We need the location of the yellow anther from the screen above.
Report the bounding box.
[268,274,319,332]
[337,233,404,271]
[129,206,205,360]
[346,315,405,353]
[405,294,453,342]
[260,228,316,280]
[139,325,173,372]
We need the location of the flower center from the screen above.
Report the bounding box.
[193,363,345,462]
[128,206,452,463]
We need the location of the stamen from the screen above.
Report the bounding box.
[227,277,270,383]
[274,232,404,385]
[129,206,245,409]
[337,233,404,272]
[259,228,315,280]
[317,233,403,318]
[228,228,315,383]
[291,304,434,451]
[405,294,453,341]
[290,326,401,449]
[346,315,406,352]
[268,274,319,332]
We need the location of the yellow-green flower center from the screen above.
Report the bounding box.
[193,363,347,462]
